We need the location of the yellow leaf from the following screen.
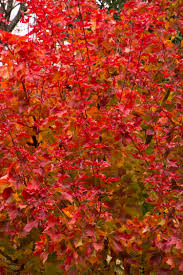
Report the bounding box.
[165,21,169,30]
[158,219,165,226]
[75,239,83,248]
[165,40,173,48]
[62,209,72,218]
[157,233,161,242]
[13,193,21,202]
[151,106,157,112]
[91,19,96,32]
[62,205,74,218]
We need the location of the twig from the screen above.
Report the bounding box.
[77,0,91,71]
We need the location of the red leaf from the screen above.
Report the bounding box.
[93,242,103,251]
[2,187,13,200]
[112,240,123,252]
[0,175,9,186]
[60,192,73,203]
[24,221,38,233]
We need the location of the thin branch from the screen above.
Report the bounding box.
[21,79,29,104]
[8,3,27,32]
[6,0,13,20]
[0,2,27,32]
[77,0,91,71]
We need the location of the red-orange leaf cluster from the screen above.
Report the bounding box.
[0,0,182,273]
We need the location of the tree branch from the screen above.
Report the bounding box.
[8,3,27,32]
[0,1,27,32]
[6,0,13,21]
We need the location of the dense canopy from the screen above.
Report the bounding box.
[0,0,182,274]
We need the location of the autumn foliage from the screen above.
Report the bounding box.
[0,0,182,273]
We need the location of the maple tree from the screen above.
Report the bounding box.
[0,0,183,274]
